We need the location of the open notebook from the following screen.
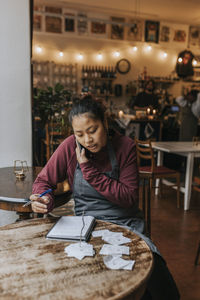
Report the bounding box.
[46,215,96,242]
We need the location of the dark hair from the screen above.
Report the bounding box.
[144,79,155,91]
[68,95,105,124]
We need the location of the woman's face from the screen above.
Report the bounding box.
[72,113,107,153]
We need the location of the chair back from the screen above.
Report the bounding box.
[193,176,200,192]
[44,121,68,162]
[134,138,156,172]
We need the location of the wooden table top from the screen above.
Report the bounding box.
[0,167,42,213]
[0,218,153,300]
[0,167,70,214]
[0,167,41,199]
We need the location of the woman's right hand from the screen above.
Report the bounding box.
[29,194,49,214]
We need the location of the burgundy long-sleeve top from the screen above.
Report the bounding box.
[33,133,139,212]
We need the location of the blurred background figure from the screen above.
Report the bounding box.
[133,79,159,110]
[176,88,200,141]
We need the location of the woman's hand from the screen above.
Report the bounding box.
[75,142,89,164]
[29,194,49,214]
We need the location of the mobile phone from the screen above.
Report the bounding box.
[76,140,90,158]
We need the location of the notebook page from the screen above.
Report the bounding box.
[47,216,95,239]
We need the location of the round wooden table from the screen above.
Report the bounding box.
[0,167,41,216]
[0,218,153,300]
[0,167,71,219]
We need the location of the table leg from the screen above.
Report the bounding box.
[155,150,163,195]
[184,153,194,210]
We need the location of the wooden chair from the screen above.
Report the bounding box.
[41,121,68,164]
[135,138,181,208]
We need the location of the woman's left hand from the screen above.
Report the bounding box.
[76,146,89,164]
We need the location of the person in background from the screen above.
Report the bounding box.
[30,95,180,300]
[133,79,159,110]
[176,88,200,141]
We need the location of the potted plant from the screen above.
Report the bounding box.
[33,83,72,127]
[33,83,73,165]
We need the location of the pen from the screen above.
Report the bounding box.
[23,189,52,207]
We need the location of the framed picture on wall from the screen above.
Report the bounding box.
[126,19,143,41]
[145,20,160,43]
[45,16,62,33]
[91,21,106,35]
[64,13,75,32]
[173,30,186,42]
[34,5,43,12]
[189,26,200,47]
[77,13,88,35]
[170,23,188,47]
[45,6,62,14]
[111,17,125,40]
[160,25,170,42]
[33,15,42,31]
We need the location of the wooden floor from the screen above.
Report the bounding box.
[150,186,200,300]
[53,185,200,300]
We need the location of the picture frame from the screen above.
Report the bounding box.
[145,20,160,43]
[45,16,62,33]
[160,25,170,42]
[91,21,106,35]
[111,17,125,40]
[65,13,75,32]
[189,26,200,47]
[126,19,143,41]
[34,5,43,12]
[170,23,188,46]
[173,30,186,42]
[45,6,62,14]
[33,15,42,31]
[77,13,88,35]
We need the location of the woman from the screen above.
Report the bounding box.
[30,95,180,300]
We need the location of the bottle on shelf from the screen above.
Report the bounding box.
[94,66,98,78]
[82,65,85,78]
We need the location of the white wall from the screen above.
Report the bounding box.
[0,0,32,168]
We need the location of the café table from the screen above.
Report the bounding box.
[0,167,70,219]
[0,217,153,300]
[151,141,200,210]
[0,167,41,218]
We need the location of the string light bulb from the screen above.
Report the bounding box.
[36,46,42,53]
[97,53,103,60]
[147,45,152,51]
[163,52,167,58]
[114,51,120,57]
[178,57,182,63]
[59,51,64,57]
[132,46,138,52]
[192,59,198,66]
[77,53,83,60]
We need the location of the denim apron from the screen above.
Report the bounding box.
[73,140,159,254]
